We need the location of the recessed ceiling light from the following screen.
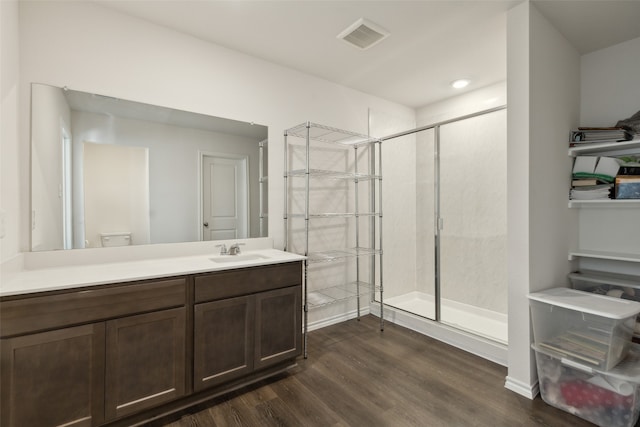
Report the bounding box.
[451,79,470,89]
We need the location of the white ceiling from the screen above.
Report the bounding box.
[94,0,640,109]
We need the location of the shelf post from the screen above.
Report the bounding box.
[283,131,288,252]
[259,139,266,238]
[378,139,384,331]
[303,122,311,358]
[355,145,361,320]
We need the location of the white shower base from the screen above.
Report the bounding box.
[385,291,508,344]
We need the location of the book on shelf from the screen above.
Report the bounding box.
[618,155,640,175]
[570,184,613,200]
[570,127,634,145]
[620,165,640,175]
[572,178,603,186]
[615,175,640,199]
[572,155,621,184]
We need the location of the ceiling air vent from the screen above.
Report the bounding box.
[337,18,390,50]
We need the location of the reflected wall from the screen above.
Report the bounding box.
[31,84,268,251]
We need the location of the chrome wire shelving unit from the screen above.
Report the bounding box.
[284,122,383,358]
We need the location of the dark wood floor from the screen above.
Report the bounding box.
[153,315,596,427]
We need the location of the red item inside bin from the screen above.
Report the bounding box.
[560,380,633,409]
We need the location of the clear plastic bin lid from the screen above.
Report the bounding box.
[528,287,640,319]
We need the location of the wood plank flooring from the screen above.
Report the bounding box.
[152,315,596,427]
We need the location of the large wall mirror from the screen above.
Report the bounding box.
[31,83,268,251]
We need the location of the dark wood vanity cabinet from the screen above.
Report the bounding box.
[105,307,186,420]
[193,262,302,392]
[0,261,302,427]
[0,323,106,427]
[255,286,302,369]
[194,295,255,390]
[0,277,186,427]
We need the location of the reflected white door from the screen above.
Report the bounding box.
[202,155,248,241]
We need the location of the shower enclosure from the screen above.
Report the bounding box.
[378,107,507,345]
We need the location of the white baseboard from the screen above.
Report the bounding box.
[307,307,371,332]
[504,375,539,400]
[373,302,508,366]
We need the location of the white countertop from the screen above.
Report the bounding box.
[1,239,305,297]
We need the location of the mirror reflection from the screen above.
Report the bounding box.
[31,83,268,251]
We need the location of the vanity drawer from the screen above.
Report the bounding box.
[0,277,186,337]
[194,262,302,303]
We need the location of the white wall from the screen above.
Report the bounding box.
[416,81,507,124]
[581,36,640,127]
[1,0,21,261]
[578,35,640,277]
[11,0,414,264]
[71,110,263,247]
[30,84,70,251]
[83,142,150,247]
[505,2,580,399]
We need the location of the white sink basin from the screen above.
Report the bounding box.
[209,253,270,263]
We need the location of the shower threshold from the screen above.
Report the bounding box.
[385,291,507,344]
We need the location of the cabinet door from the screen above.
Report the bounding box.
[105,307,186,420]
[0,324,105,427]
[194,295,255,391]
[254,286,302,370]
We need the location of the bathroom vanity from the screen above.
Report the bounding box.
[0,241,304,427]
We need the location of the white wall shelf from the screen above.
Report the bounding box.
[569,270,640,290]
[569,250,640,263]
[568,138,640,157]
[568,136,640,268]
[568,199,640,208]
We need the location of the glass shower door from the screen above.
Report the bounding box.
[380,127,437,320]
[437,110,508,343]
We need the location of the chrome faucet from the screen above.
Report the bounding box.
[215,243,228,255]
[228,243,245,255]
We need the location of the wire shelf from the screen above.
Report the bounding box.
[307,247,381,264]
[307,281,379,309]
[285,122,379,147]
[287,168,381,180]
[287,212,378,218]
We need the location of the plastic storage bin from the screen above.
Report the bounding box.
[534,343,640,427]
[568,271,640,341]
[528,288,640,370]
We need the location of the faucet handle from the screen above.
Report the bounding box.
[215,244,228,255]
[229,242,245,255]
